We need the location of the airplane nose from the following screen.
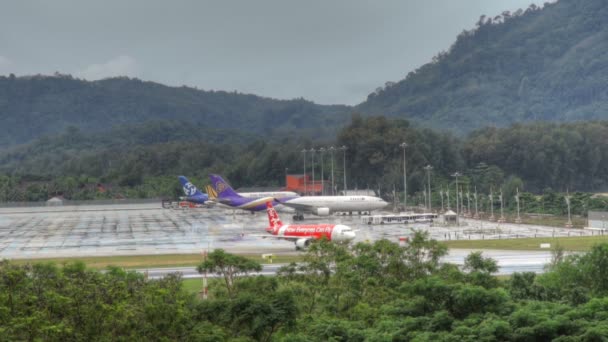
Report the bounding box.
[345,231,356,240]
[380,200,389,208]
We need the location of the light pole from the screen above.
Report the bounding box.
[319,147,325,195]
[474,186,479,219]
[423,186,427,209]
[310,148,316,195]
[446,188,451,210]
[424,164,433,211]
[440,188,444,212]
[400,142,408,210]
[515,188,522,224]
[340,145,347,195]
[459,190,464,217]
[489,188,495,221]
[498,190,505,223]
[329,146,335,195]
[466,190,471,217]
[452,172,461,224]
[565,191,573,228]
[301,149,307,195]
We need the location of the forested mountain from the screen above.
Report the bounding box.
[3,0,608,144]
[359,0,608,133]
[0,74,349,146]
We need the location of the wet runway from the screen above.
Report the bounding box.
[140,250,554,279]
[0,203,596,259]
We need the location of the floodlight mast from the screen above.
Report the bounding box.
[565,190,573,228]
[329,146,335,195]
[301,149,307,195]
[319,147,325,195]
[340,146,347,195]
[451,172,461,225]
[400,142,408,210]
[310,148,316,195]
[424,165,433,211]
[515,188,522,224]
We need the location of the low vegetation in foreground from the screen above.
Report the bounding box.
[4,231,608,340]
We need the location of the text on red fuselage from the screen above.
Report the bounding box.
[284,225,335,234]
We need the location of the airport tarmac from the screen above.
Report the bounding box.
[0,203,596,259]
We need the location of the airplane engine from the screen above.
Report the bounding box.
[295,238,312,250]
[313,207,330,216]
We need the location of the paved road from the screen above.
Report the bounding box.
[445,249,554,275]
[139,263,288,279]
[138,249,555,279]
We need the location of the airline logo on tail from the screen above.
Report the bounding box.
[216,181,227,193]
[209,174,240,198]
[178,176,203,197]
[266,202,283,233]
[183,182,197,196]
[205,185,218,200]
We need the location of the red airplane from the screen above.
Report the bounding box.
[262,201,356,250]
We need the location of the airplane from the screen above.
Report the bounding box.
[238,191,299,200]
[208,174,296,213]
[259,201,356,250]
[178,176,211,205]
[179,175,298,209]
[278,194,389,221]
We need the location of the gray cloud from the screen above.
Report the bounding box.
[76,55,138,80]
[0,0,542,105]
[0,56,13,75]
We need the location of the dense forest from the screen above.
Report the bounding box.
[359,0,608,133]
[1,116,608,215]
[5,234,608,340]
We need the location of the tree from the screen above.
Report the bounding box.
[463,251,499,288]
[402,230,448,279]
[197,249,262,298]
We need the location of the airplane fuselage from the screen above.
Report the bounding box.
[240,191,298,199]
[283,195,388,213]
[267,224,355,242]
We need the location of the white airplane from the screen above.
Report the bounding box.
[278,195,389,220]
[238,191,298,199]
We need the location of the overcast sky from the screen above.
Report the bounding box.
[0,0,542,105]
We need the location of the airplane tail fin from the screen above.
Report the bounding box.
[266,201,283,233]
[209,174,241,199]
[178,176,204,197]
[205,185,218,200]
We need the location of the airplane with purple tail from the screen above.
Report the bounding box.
[208,174,296,213]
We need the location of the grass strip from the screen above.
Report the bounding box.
[7,253,302,269]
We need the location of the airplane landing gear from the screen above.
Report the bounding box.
[292,214,305,221]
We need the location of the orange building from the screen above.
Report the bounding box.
[285,174,325,195]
